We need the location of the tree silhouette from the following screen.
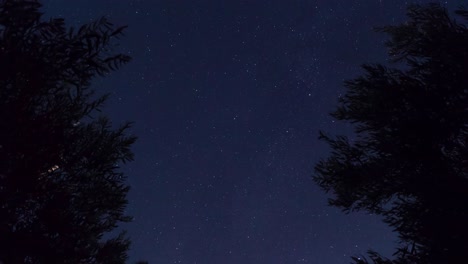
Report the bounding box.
[313,3,468,264]
[0,0,144,263]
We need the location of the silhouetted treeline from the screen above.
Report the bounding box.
[314,3,468,264]
[0,0,146,263]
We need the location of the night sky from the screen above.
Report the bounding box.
[41,1,460,263]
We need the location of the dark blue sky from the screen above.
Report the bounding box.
[42,1,461,263]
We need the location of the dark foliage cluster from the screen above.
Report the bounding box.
[314,3,468,264]
[0,0,143,263]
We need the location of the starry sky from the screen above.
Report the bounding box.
[40,1,461,263]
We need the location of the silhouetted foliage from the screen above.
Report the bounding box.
[0,0,145,263]
[313,3,468,264]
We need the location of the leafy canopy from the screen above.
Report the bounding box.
[314,3,468,264]
[0,0,144,263]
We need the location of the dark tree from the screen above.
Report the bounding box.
[0,0,143,263]
[313,3,468,264]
